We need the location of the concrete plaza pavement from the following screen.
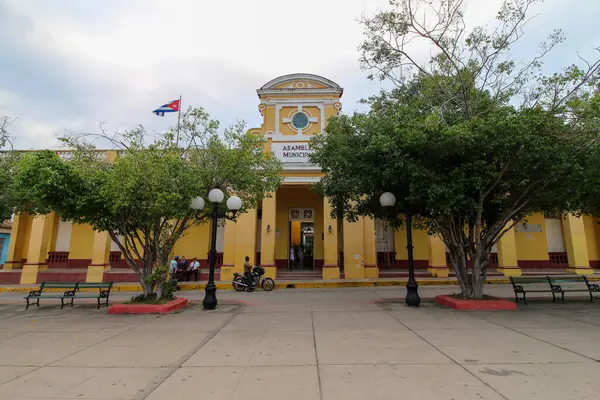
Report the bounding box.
[0,285,599,399]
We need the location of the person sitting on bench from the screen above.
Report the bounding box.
[188,257,200,281]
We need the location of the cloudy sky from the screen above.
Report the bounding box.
[1,0,599,149]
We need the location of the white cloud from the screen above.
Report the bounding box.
[1,0,598,149]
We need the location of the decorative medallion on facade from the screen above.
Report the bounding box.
[289,208,314,221]
[258,103,266,116]
[283,106,318,135]
[281,81,316,89]
[334,102,342,115]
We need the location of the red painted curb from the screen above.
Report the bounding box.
[434,295,517,310]
[108,298,188,314]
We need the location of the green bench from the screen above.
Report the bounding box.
[510,276,555,304]
[24,281,113,310]
[510,276,600,304]
[24,282,78,310]
[73,282,113,309]
[548,276,600,303]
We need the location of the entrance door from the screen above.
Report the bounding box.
[288,208,315,270]
[300,223,314,269]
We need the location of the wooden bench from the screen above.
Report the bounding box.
[510,276,554,305]
[24,282,78,310]
[24,281,114,310]
[548,276,600,303]
[73,282,113,309]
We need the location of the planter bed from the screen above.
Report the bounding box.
[108,297,188,314]
[434,294,517,310]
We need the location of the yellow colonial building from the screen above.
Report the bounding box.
[2,73,600,285]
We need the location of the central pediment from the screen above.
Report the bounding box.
[257,73,343,97]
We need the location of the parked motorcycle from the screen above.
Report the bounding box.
[233,265,275,291]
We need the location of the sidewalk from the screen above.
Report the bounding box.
[0,286,599,399]
[1,273,600,293]
[0,276,506,292]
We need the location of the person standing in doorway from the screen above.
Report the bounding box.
[298,245,304,270]
[289,245,295,270]
[188,257,200,281]
[244,256,254,292]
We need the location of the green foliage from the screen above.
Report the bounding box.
[127,293,172,304]
[316,0,600,299]
[11,107,283,296]
[0,153,18,222]
[145,265,173,300]
[313,77,597,298]
[146,265,170,287]
[0,116,18,221]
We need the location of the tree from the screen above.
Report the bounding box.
[312,0,600,298]
[12,107,283,297]
[0,116,18,222]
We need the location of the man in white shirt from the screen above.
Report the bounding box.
[188,257,200,281]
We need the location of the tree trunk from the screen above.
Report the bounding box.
[140,277,153,297]
[448,249,472,298]
[471,258,483,300]
[141,259,155,296]
[470,249,492,300]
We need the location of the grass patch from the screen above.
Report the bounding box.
[126,293,175,305]
[449,294,499,301]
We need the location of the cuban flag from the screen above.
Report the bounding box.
[152,99,180,116]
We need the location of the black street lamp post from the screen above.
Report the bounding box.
[380,192,421,307]
[191,189,242,310]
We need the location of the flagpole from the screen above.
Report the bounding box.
[176,95,182,147]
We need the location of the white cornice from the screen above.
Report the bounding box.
[258,88,343,97]
[283,163,322,171]
[261,99,337,105]
[283,176,321,183]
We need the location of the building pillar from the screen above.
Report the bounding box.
[260,193,277,279]
[234,208,257,278]
[4,212,28,270]
[220,219,237,281]
[563,214,594,275]
[45,213,59,255]
[497,226,522,276]
[20,214,53,284]
[322,197,339,279]
[428,235,449,278]
[343,218,365,279]
[363,217,378,278]
[85,231,112,282]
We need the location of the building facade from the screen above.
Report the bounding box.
[2,73,600,285]
[0,221,10,267]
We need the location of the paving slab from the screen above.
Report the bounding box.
[52,332,213,367]
[0,367,36,385]
[320,364,505,400]
[465,362,600,400]
[147,366,320,400]
[0,366,165,399]
[145,366,244,399]
[474,310,597,329]
[390,310,500,330]
[315,330,451,365]
[514,327,600,360]
[0,331,116,366]
[249,331,316,366]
